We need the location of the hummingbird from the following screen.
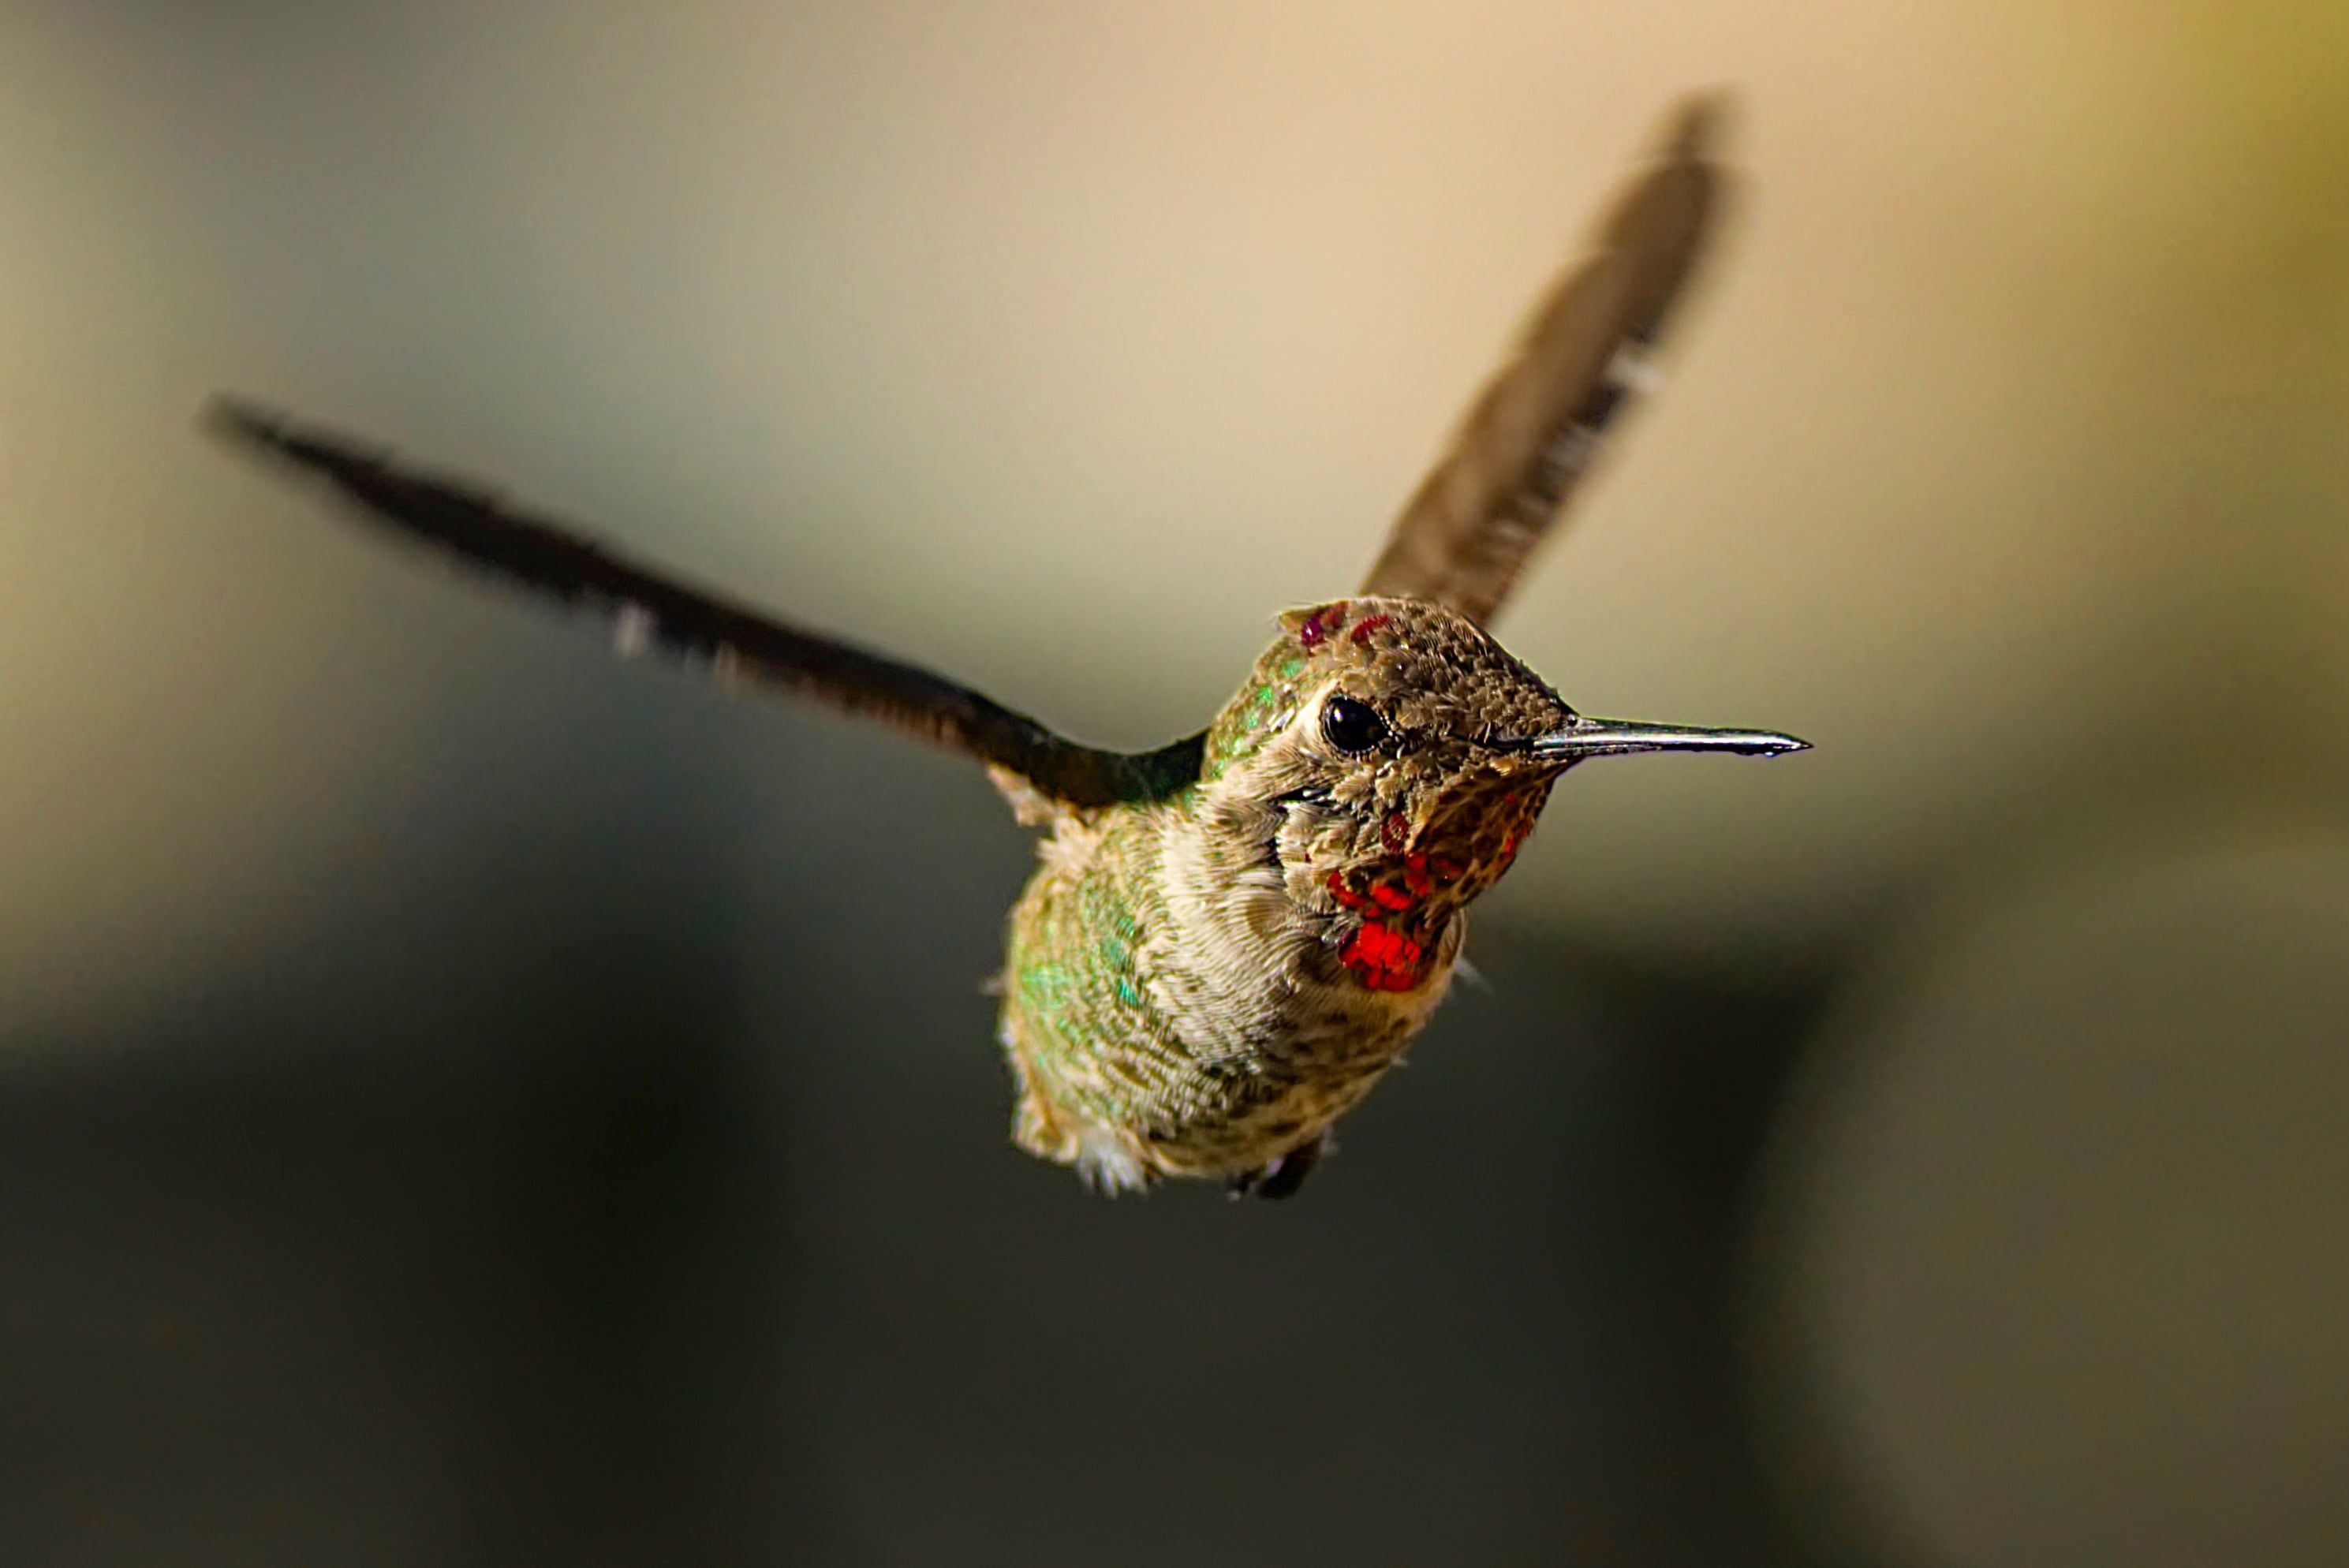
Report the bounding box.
[206,95,1806,1200]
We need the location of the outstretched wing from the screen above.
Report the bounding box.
[205,400,1202,812]
[1357,93,1726,626]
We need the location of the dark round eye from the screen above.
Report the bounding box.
[1320,694,1389,755]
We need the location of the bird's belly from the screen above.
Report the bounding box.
[993,808,1460,1189]
[1001,921,1454,1188]
[1141,986,1439,1175]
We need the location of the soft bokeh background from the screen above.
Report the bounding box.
[5,2,2346,1563]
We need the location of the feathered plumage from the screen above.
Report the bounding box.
[1358,94,1724,625]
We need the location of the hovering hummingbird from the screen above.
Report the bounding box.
[207,95,1806,1200]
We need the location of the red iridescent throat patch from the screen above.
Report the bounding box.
[1323,786,1545,992]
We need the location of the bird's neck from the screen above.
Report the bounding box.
[1158,789,1462,1001]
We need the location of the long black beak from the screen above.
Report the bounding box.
[1529,715,1810,761]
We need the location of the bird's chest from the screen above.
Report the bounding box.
[999,805,1458,1171]
[1130,924,1458,1170]
[1148,868,1461,1094]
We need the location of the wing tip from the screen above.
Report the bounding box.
[200,394,397,486]
[201,393,290,454]
[1659,88,1736,165]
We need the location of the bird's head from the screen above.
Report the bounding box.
[1194,595,1804,991]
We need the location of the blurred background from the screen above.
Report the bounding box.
[5,1,2347,1562]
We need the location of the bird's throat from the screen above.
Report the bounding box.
[1315,780,1552,993]
[1323,866,1447,992]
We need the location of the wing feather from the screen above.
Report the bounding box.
[1357,93,1727,625]
[204,399,1201,811]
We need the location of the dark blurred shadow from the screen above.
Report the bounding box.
[0,693,1832,1566]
